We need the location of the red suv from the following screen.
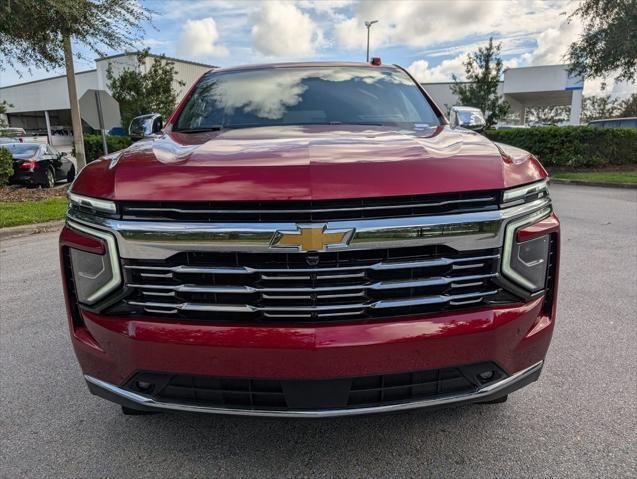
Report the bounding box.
[60,62,559,417]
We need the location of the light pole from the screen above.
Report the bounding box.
[364,20,378,62]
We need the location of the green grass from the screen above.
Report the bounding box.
[0,197,68,228]
[552,171,637,184]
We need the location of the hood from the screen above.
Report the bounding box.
[72,125,547,201]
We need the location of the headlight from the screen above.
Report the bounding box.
[67,222,121,305]
[501,179,548,207]
[502,208,552,292]
[68,192,117,215]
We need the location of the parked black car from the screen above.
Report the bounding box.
[5,143,75,187]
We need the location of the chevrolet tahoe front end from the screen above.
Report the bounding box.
[60,62,559,417]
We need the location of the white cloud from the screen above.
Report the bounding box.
[405,11,584,87]
[519,19,582,66]
[407,55,466,83]
[334,0,580,58]
[335,1,531,50]
[407,35,528,83]
[251,1,325,57]
[297,0,353,20]
[139,38,169,48]
[584,76,637,99]
[176,17,229,58]
[160,0,254,20]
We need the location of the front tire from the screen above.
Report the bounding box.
[66,166,75,183]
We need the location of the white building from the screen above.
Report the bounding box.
[422,64,584,125]
[0,53,215,139]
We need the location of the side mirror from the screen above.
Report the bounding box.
[129,113,163,141]
[449,106,486,132]
[60,151,68,157]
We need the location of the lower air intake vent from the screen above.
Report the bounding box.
[125,362,507,411]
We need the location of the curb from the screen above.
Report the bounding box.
[549,178,637,189]
[0,220,65,241]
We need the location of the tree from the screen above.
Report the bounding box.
[451,38,510,128]
[0,0,152,170]
[0,147,13,186]
[567,0,637,83]
[581,94,622,122]
[525,105,571,125]
[107,51,185,130]
[619,94,637,117]
[0,100,10,128]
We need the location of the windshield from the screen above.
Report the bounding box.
[3,144,38,156]
[174,66,440,131]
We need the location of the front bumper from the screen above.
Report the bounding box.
[84,360,543,418]
[70,295,554,416]
[11,170,41,185]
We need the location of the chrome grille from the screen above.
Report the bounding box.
[119,190,499,223]
[116,246,507,322]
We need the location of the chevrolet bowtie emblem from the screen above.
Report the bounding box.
[270,224,355,252]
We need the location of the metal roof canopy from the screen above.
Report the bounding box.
[503,65,583,107]
[504,90,575,107]
[79,89,121,130]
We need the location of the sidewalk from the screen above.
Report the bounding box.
[0,219,64,241]
[549,178,637,189]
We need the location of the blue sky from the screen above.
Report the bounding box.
[1,0,634,97]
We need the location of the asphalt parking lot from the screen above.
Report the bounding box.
[1,184,635,478]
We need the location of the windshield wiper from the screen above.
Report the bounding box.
[218,122,389,128]
[326,121,386,126]
[173,125,224,133]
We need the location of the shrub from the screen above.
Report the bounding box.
[0,147,13,186]
[485,126,637,167]
[77,135,133,163]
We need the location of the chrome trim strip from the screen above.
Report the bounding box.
[372,273,495,291]
[371,289,498,309]
[140,272,173,278]
[315,309,365,317]
[127,265,258,275]
[452,262,484,270]
[84,361,543,418]
[122,254,501,275]
[66,221,122,304]
[122,196,496,215]
[261,274,311,280]
[126,289,499,313]
[126,273,496,294]
[67,197,551,258]
[315,272,366,280]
